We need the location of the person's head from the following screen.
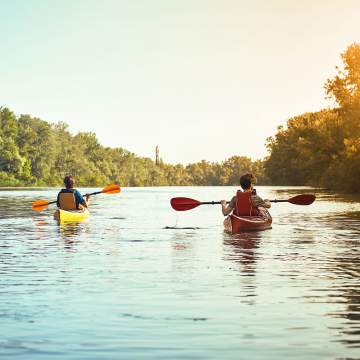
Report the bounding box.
[64,175,74,189]
[240,173,255,190]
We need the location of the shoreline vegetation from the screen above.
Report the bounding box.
[0,107,267,187]
[1,44,359,193]
[265,43,360,193]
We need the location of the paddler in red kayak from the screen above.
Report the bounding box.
[221,173,271,217]
[57,175,90,210]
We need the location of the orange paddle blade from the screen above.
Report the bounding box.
[102,184,121,194]
[32,200,49,212]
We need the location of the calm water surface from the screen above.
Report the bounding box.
[0,186,360,359]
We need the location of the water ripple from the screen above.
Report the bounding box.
[0,187,360,359]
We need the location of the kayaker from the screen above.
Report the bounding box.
[221,173,270,216]
[57,175,90,210]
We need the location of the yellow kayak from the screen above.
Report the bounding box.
[54,208,90,223]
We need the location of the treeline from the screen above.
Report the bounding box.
[4,44,359,191]
[265,43,360,192]
[0,107,266,187]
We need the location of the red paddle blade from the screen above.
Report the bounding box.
[289,194,316,205]
[170,197,201,211]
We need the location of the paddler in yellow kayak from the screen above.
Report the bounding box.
[220,173,271,217]
[57,175,90,210]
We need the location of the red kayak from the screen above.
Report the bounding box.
[224,207,272,234]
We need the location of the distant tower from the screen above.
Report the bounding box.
[155,145,160,165]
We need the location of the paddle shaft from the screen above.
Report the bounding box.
[200,199,289,205]
[200,200,285,205]
[171,194,315,211]
[200,201,223,205]
[187,199,294,207]
[200,200,291,204]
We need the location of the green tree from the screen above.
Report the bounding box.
[265,43,360,192]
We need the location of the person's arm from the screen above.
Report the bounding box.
[221,197,235,216]
[84,194,90,207]
[252,194,271,208]
[56,192,61,208]
[75,190,89,208]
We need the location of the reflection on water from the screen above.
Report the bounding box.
[57,223,85,250]
[223,233,261,305]
[223,232,260,276]
[0,186,360,359]
[323,250,360,347]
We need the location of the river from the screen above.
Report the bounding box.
[0,186,359,359]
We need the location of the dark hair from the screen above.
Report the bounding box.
[64,175,74,189]
[240,173,253,190]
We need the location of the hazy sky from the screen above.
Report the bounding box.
[0,0,359,164]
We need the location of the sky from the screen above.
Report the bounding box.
[0,0,359,164]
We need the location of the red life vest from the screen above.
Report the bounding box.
[233,190,259,216]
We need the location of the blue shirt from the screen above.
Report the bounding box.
[73,189,85,205]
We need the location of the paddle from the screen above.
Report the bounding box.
[170,194,316,211]
[32,184,121,212]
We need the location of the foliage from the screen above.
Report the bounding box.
[0,107,265,187]
[5,44,359,190]
[265,43,360,192]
